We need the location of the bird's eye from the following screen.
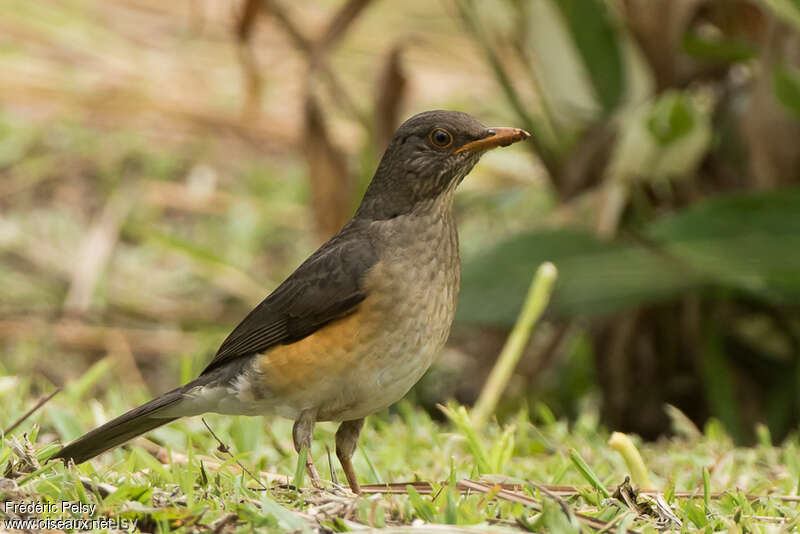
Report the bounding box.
[429,128,453,149]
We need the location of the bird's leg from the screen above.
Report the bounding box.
[335,418,365,494]
[292,410,321,489]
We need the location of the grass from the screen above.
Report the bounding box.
[1,365,799,532]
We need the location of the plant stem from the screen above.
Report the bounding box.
[608,431,654,489]
[472,262,558,428]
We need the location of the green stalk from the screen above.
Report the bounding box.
[472,262,558,429]
[608,431,654,489]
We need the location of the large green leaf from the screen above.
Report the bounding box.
[458,228,702,325]
[458,188,800,326]
[647,188,800,300]
[772,65,800,117]
[554,0,625,112]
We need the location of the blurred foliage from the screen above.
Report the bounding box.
[461,188,800,323]
[452,0,800,442]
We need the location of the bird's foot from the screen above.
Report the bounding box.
[306,455,322,490]
[341,457,361,495]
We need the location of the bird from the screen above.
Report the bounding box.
[52,110,530,494]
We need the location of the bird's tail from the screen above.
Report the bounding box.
[51,382,197,464]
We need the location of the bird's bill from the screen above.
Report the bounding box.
[454,127,531,154]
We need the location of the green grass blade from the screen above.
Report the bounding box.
[568,448,610,499]
[294,445,308,489]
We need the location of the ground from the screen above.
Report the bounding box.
[1,371,798,532]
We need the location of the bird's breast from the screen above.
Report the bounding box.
[312,210,461,419]
[366,210,461,358]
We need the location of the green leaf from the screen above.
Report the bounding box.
[773,65,800,117]
[700,324,745,442]
[685,501,708,527]
[439,404,491,474]
[488,424,516,474]
[229,416,261,457]
[554,0,625,112]
[233,501,277,528]
[407,485,436,522]
[646,91,695,145]
[681,32,757,63]
[761,0,800,31]
[102,483,153,507]
[64,358,114,401]
[568,448,610,498]
[459,188,800,326]
[458,228,699,325]
[540,496,581,534]
[765,372,795,439]
[647,188,800,300]
[444,457,458,524]
[361,445,382,484]
[260,493,310,533]
[664,479,675,504]
[294,445,308,489]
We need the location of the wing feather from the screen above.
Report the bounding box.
[201,223,377,375]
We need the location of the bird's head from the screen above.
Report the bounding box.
[356,110,530,220]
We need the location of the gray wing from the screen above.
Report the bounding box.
[201,223,378,375]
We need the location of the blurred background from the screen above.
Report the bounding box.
[1,0,799,445]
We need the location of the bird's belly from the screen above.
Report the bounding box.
[232,292,454,421]
[314,315,449,421]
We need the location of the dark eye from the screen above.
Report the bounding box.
[429,128,453,149]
